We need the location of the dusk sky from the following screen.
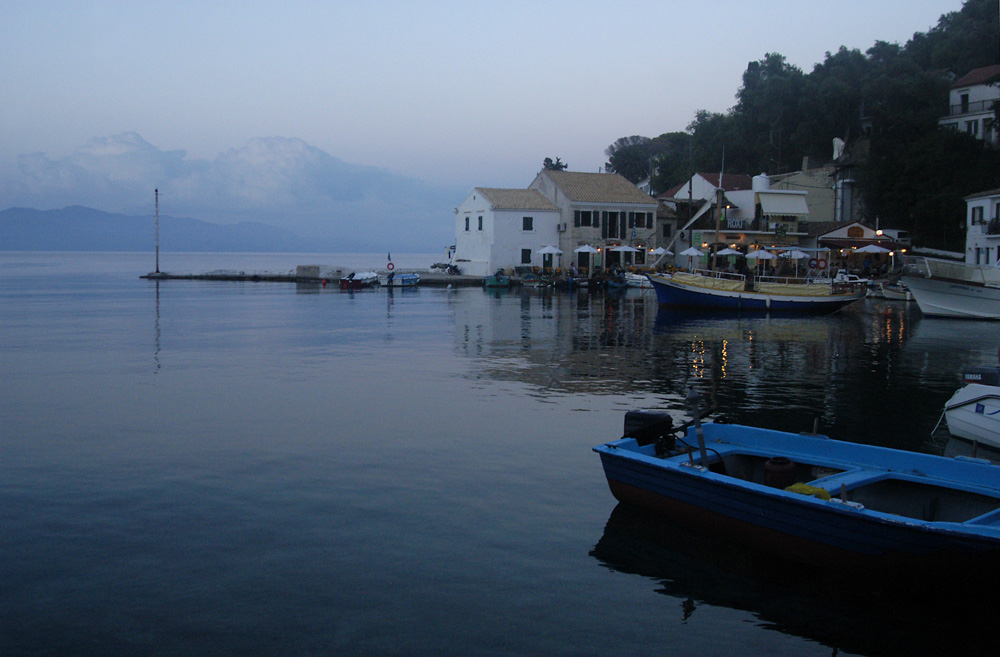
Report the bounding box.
[0,1,970,249]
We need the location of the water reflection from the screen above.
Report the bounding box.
[449,288,999,451]
[591,504,995,657]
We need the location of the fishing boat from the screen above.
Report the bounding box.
[339,271,378,290]
[594,400,1000,571]
[646,270,864,313]
[378,271,420,287]
[945,365,1000,449]
[901,257,1000,319]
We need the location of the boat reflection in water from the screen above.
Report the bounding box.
[591,503,995,656]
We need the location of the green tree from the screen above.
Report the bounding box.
[542,157,568,171]
[604,136,654,183]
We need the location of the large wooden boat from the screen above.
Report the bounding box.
[646,270,864,313]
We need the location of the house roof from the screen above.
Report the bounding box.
[661,172,755,199]
[966,187,1000,200]
[539,170,657,205]
[953,65,1000,88]
[476,188,559,211]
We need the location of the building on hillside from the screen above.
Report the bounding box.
[964,187,1000,265]
[527,170,658,271]
[658,173,812,265]
[938,64,1000,145]
[452,188,560,276]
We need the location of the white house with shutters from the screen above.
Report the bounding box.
[965,187,1000,265]
[452,188,561,276]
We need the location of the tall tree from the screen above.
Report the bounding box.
[604,136,653,183]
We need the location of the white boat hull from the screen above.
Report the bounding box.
[902,258,1000,319]
[946,384,1000,448]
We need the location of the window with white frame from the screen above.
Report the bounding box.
[522,216,533,231]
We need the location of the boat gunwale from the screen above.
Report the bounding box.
[595,423,1000,533]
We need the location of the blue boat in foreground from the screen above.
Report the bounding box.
[594,406,1000,572]
[646,271,864,313]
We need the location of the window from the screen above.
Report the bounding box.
[522,216,533,231]
[973,207,984,225]
[464,217,470,231]
[478,216,483,231]
[961,93,970,114]
[966,120,979,136]
[662,224,672,238]
[521,248,532,264]
[581,211,592,226]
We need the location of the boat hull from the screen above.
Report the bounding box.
[647,274,863,313]
[946,383,1000,448]
[902,274,1000,319]
[594,422,1000,567]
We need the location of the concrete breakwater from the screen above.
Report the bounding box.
[140,267,484,287]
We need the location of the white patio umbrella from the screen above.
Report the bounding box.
[650,247,672,256]
[680,246,704,272]
[610,245,640,252]
[537,245,563,255]
[716,248,743,256]
[779,249,810,276]
[854,244,891,254]
[573,244,600,273]
[746,249,776,276]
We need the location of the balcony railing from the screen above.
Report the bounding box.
[945,99,996,116]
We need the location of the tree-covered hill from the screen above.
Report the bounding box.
[606,0,1000,250]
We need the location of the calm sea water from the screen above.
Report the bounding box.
[3,252,999,656]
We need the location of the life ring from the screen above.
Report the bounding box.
[387,262,394,270]
[817,259,827,270]
[808,259,818,269]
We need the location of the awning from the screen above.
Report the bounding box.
[758,192,808,216]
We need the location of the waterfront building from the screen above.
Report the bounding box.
[964,188,1000,265]
[938,65,1000,146]
[453,188,560,277]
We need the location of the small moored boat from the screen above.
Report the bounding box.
[339,271,378,290]
[483,269,511,288]
[378,271,420,287]
[594,398,1000,571]
[945,365,1000,449]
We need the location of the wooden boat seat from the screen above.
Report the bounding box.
[807,468,885,493]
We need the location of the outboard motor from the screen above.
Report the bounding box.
[963,367,1000,386]
[623,410,675,455]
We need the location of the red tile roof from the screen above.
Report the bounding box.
[953,65,1000,88]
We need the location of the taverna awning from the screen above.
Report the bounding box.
[757,191,808,216]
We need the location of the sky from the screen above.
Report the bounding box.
[0,0,969,247]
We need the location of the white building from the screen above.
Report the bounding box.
[453,188,560,276]
[938,65,1000,145]
[965,188,1000,265]
[528,170,659,270]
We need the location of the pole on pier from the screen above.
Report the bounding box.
[155,189,160,274]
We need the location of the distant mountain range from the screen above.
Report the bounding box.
[0,133,465,252]
[0,206,331,252]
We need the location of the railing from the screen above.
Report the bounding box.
[944,99,995,116]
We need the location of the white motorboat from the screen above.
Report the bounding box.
[624,272,653,289]
[902,257,1000,319]
[945,366,1000,449]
